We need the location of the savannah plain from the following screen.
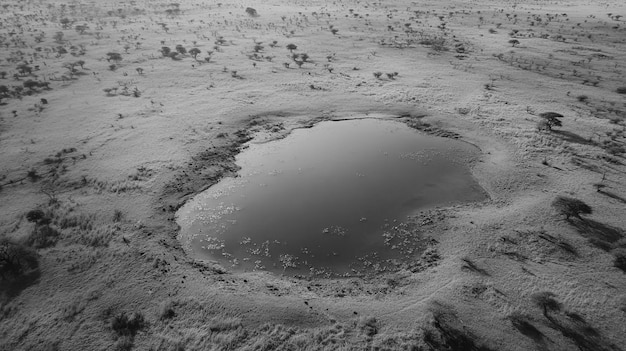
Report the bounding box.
[1,0,626,350]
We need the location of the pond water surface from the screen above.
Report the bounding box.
[177,119,487,277]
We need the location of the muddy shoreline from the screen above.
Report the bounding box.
[160,113,484,280]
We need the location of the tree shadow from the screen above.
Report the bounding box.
[511,317,545,343]
[568,218,624,251]
[426,302,497,351]
[552,130,596,146]
[0,269,40,303]
[546,311,623,351]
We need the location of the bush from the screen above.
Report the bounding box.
[26,209,49,224]
[616,87,626,94]
[551,196,592,220]
[245,7,258,17]
[0,239,39,280]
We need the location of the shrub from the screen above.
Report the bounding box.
[245,7,258,17]
[286,43,297,52]
[0,239,39,280]
[508,39,520,47]
[26,224,60,248]
[551,196,592,220]
[111,312,146,336]
[26,209,48,223]
[616,87,626,94]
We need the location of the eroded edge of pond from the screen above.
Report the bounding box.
[176,117,490,279]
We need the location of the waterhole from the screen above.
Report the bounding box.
[177,119,487,277]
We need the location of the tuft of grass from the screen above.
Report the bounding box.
[158,300,176,320]
[576,94,589,103]
[613,249,626,272]
[357,316,378,337]
[112,210,124,223]
[208,316,242,332]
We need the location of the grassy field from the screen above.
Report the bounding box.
[1,0,625,350]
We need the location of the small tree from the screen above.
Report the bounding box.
[161,46,171,56]
[531,291,561,318]
[60,18,71,29]
[75,24,88,34]
[136,67,144,75]
[551,196,592,220]
[175,45,186,55]
[106,52,122,63]
[189,48,201,59]
[286,43,297,52]
[508,39,520,47]
[537,112,563,131]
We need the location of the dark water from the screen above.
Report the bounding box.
[177,119,486,277]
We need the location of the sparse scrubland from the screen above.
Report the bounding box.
[1,0,626,350]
